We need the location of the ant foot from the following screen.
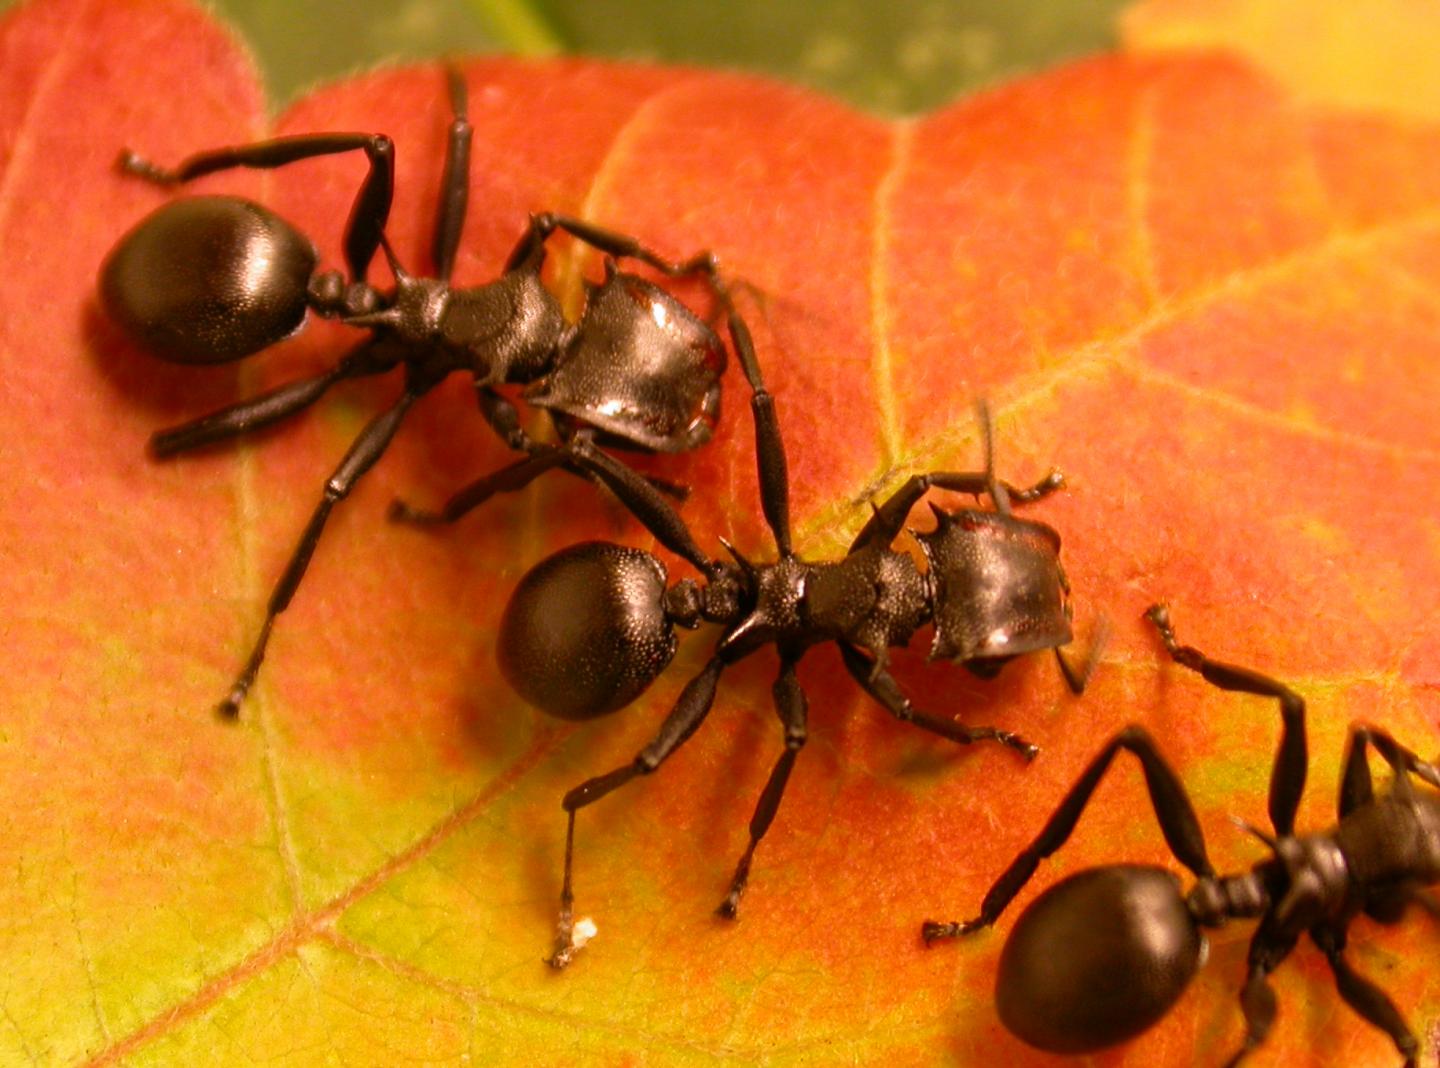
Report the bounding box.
[995,731,1040,762]
[387,498,442,526]
[921,919,983,944]
[545,916,596,970]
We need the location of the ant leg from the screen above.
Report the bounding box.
[934,470,1065,506]
[533,213,719,278]
[392,394,706,568]
[837,643,1039,760]
[119,132,395,283]
[468,381,687,510]
[972,398,1013,514]
[1052,576,1109,696]
[1147,603,1308,838]
[848,469,1064,553]
[1054,644,1094,693]
[857,399,1059,550]
[921,725,1213,942]
[475,384,544,456]
[1223,928,1295,1068]
[501,212,718,277]
[1312,927,1419,1067]
[717,656,808,919]
[1339,723,1440,818]
[387,386,551,522]
[548,656,726,969]
[149,343,382,457]
[723,305,792,557]
[566,436,715,573]
[387,449,574,525]
[430,67,471,282]
[388,448,687,527]
[151,367,349,457]
[217,389,420,719]
[636,472,690,502]
[1340,727,1378,818]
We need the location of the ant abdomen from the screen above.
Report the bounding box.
[995,864,1204,1053]
[498,542,677,720]
[100,196,317,363]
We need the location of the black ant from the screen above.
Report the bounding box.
[497,295,1100,966]
[923,604,1440,1067]
[98,68,733,719]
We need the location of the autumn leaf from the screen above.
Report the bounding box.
[3,0,1440,1066]
[1123,0,1440,119]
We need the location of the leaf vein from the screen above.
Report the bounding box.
[79,725,569,1065]
[869,119,915,469]
[0,0,89,244]
[1126,82,1160,308]
[795,201,1440,549]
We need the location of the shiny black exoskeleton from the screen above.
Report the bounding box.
[99,69,728,718]
[496,298,1097,965]
[924,604,1440,1067]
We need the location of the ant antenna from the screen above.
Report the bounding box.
[378,232,409,281]
[977,399,1012,516]
[1232,816,1281,855]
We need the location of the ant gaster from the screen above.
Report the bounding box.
[98,69,730,718]
[497,300,1099,966]
[924,604,1440,1067]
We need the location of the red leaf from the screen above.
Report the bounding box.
[3,0,1439,1065]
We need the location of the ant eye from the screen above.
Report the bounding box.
[995,865,1203,1053]
[100,197,316,363]
[498,542,677,720]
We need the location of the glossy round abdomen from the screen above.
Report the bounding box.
[100,196,317,363]
[498,542,676,720]
[995,864,1203,1053]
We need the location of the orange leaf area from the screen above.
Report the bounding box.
[3,1,1440,1065]
[1123,0,1440,120]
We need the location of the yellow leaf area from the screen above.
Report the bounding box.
[3,1,1440,1067]
[1124,0,1440,120]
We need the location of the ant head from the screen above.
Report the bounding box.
[918,509,1072,664]
[995,864,1204,1053]
[100,196,317,363]
[702,548,753,624]
[498,542,677,721]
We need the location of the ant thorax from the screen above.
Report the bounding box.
[797,544,930,657]
[327,266,570,390]
[435,270,569,384]
[714,555,811,659]
[668,549,923,663]
[1336,789,1440,895]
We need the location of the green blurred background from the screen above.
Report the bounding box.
[1,0,1127,114]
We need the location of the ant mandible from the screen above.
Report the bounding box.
[924,604,1440,1067]
[99,68,733,719]
[497,295,1100,967]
